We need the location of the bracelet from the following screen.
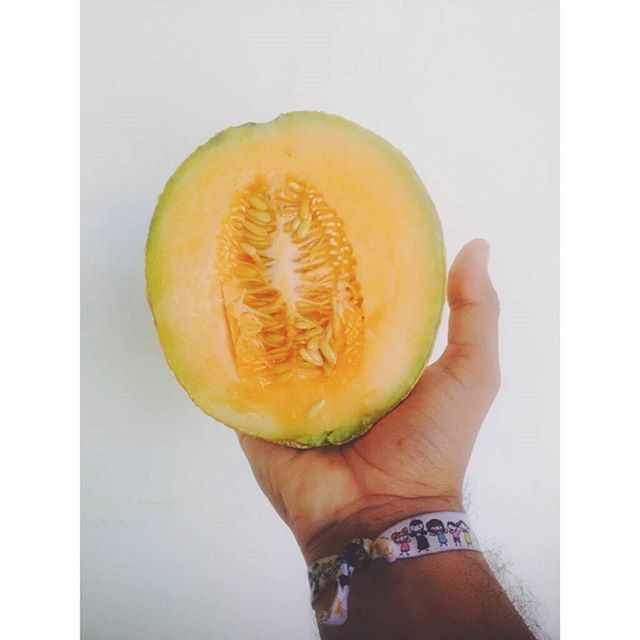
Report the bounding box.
[307,511,479,626]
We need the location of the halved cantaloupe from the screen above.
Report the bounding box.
[146,112,445,447]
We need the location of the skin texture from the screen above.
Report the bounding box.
[240,240,535,638]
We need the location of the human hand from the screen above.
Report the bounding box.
[239,239,500,561]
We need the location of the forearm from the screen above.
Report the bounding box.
[300,498,535,640]
[319,551,534,640]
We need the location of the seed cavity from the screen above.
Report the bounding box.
[216,177,365,386]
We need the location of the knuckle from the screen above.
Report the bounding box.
[447,351,500,399]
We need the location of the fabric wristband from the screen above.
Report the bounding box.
[307,511,480,626]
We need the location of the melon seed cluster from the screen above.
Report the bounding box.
[216,177,364,385]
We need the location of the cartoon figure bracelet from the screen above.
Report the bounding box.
[307,511,480,626]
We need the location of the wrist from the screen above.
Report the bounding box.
[300,494,463,563]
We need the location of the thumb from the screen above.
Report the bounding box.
[435,239,501,400]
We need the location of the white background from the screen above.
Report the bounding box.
[81,1,558,638]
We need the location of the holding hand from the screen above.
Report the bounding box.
[239,239,500,561]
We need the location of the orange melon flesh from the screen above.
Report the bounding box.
[146,112,445,446]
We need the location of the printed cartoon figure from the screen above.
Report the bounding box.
[447,521,463,547]
[408,519,430,552]
[391,527,412,555]
[426,518,448,547]
[458,520,473,547]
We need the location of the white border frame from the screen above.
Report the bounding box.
[1,1,79,638]
[561,0,640,636]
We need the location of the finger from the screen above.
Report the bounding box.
[435,239,500,397]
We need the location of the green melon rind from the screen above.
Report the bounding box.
[146,111,445,448]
